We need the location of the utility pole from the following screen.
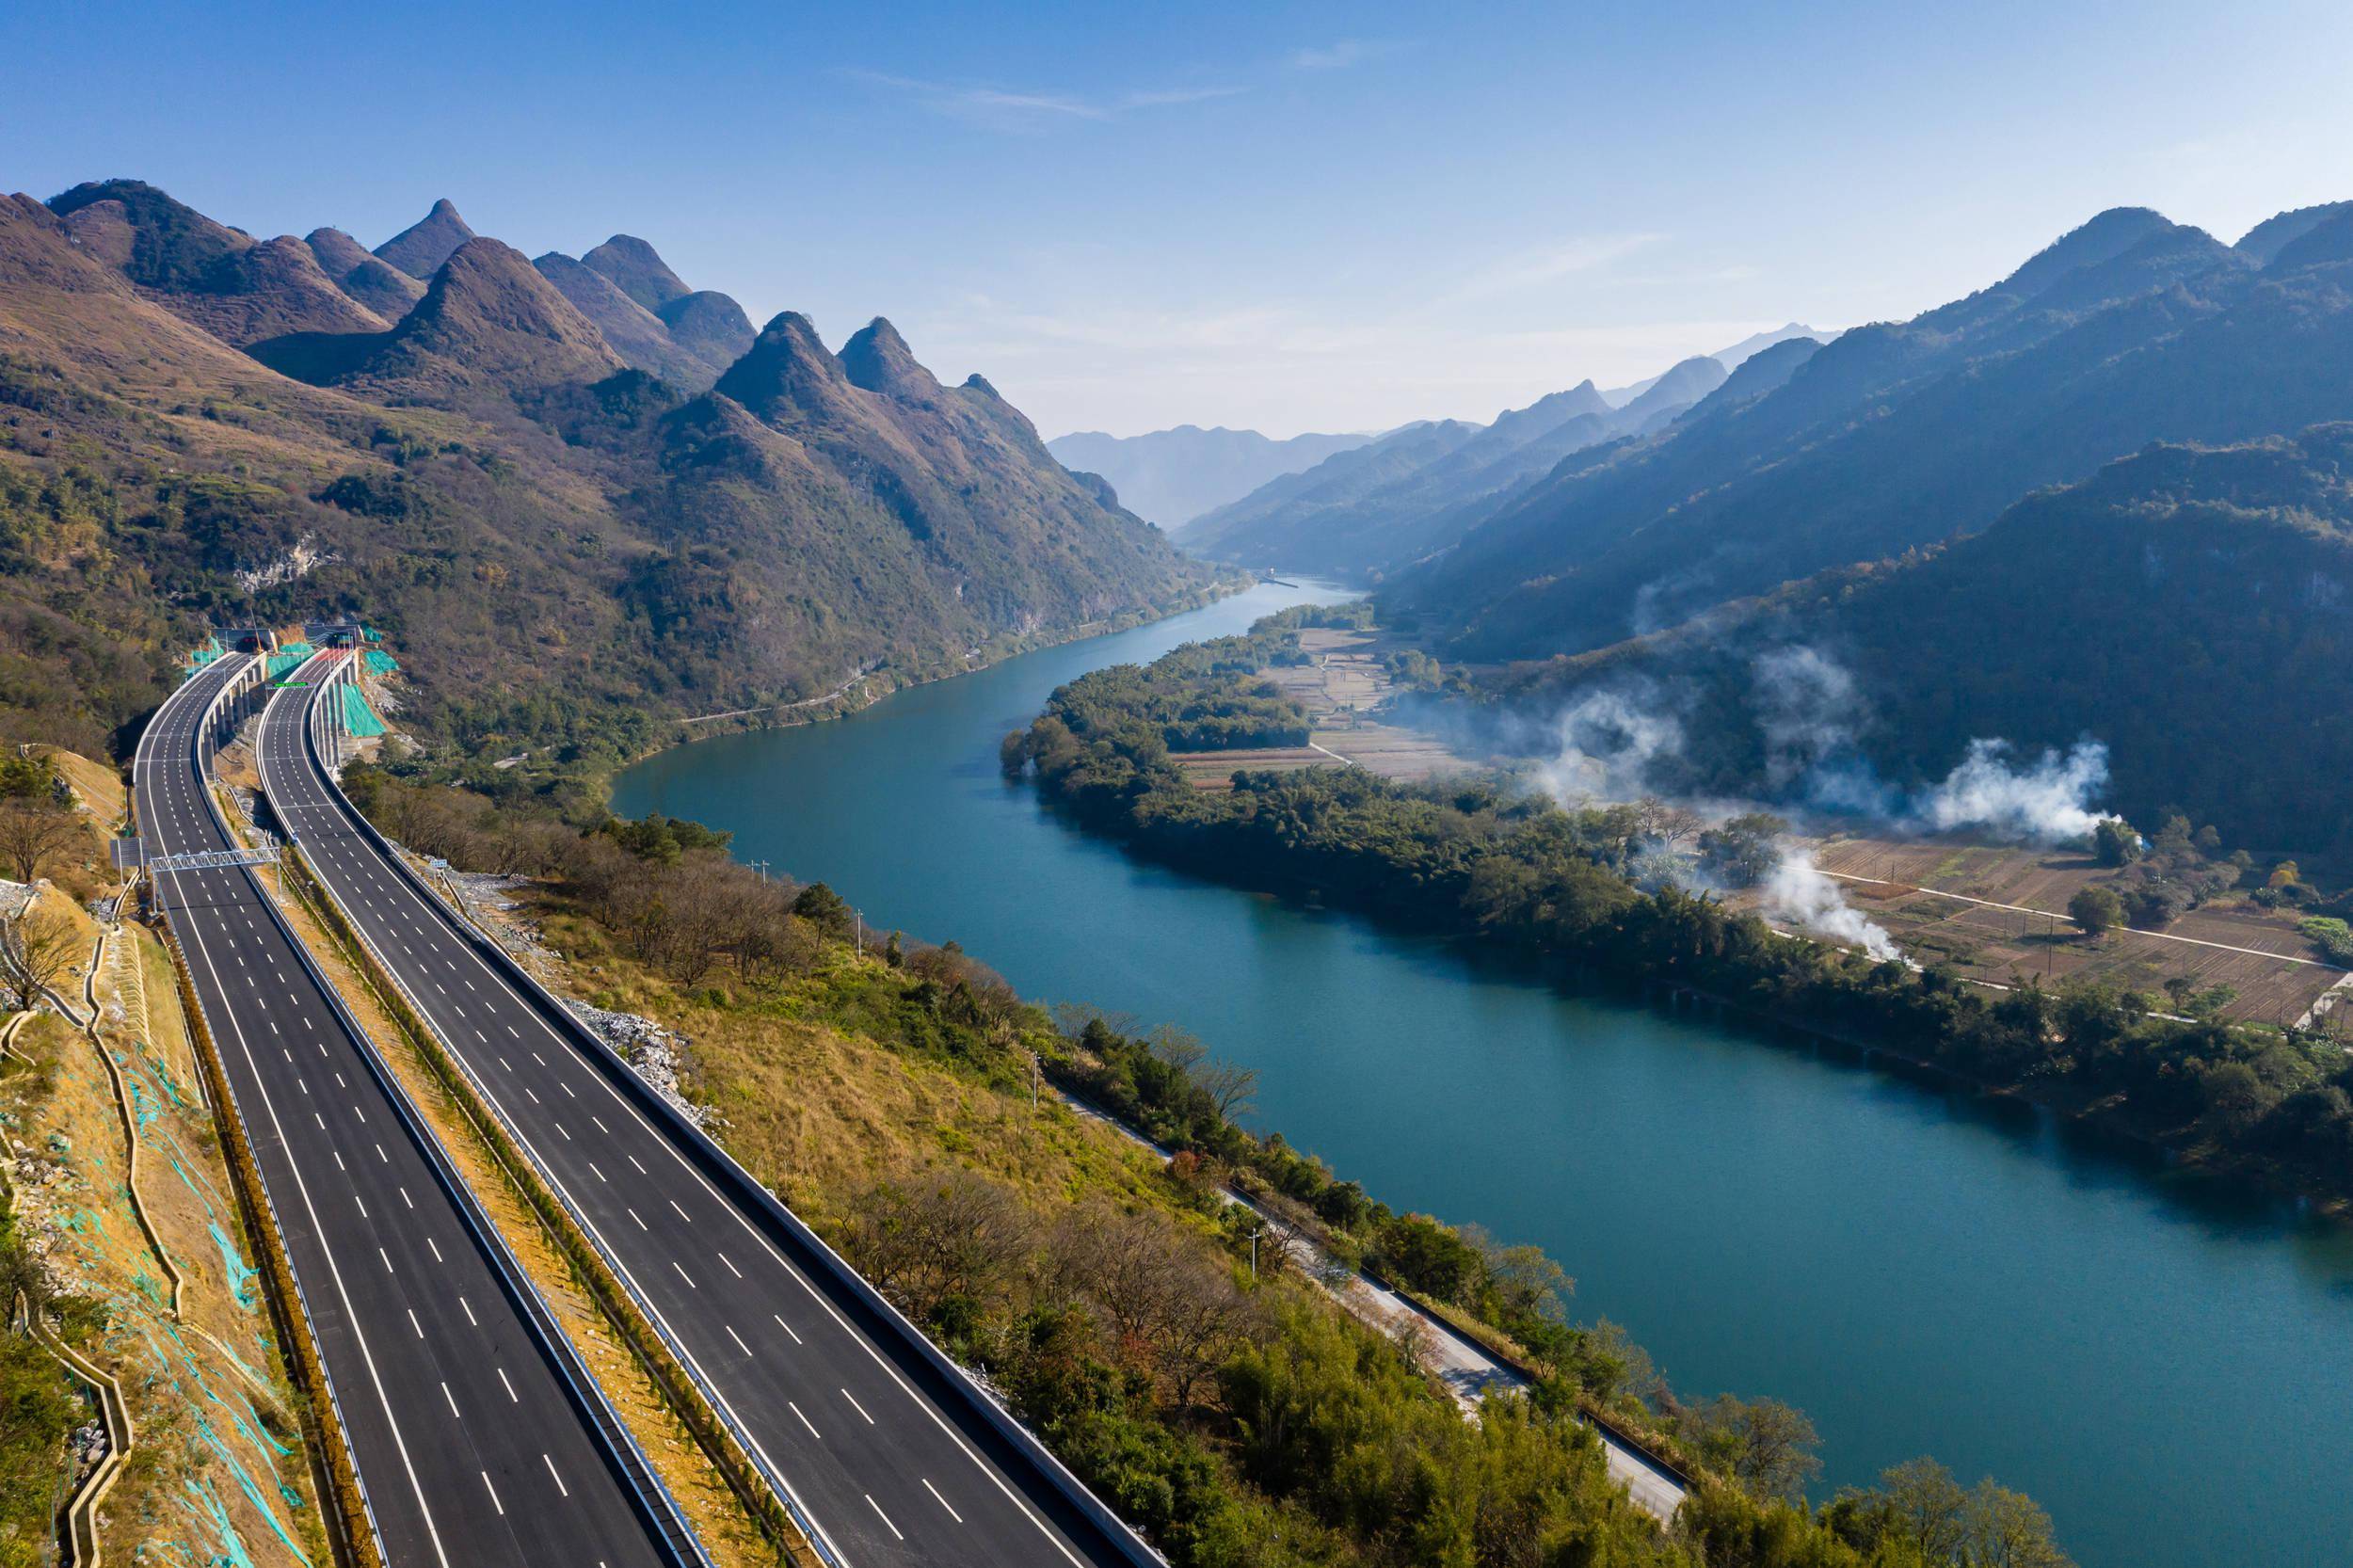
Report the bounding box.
[855,910,863,959]
[1248,1223,1264,1280]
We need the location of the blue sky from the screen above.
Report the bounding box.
[8,1,2351,436]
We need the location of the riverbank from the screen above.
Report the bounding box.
[335,760,1970,1568]
[1008,611,2353,1218]
[609,579,2353,1568]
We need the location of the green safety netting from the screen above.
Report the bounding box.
[183,637,224,675]
[340,683,388,737]
[363,649,400,674]
[263,643,315,679]
[360,625,385,644]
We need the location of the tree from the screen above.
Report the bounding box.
[1192,1057,1258,1122]
[2091,818,2141,868]
[1962,1479,2073,1568]
[0,908,78,1009]
[1682,1394,1822,1501]
[0,797,80,883]
[791,881,853,940]
[2068,884,2123,938]
[1877,1456,1971,1561]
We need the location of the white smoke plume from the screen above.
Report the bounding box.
[1531,685,1686,805]
[1913,739,2110,843]
[1761,847,1899,960]
[1752,645,1860,788]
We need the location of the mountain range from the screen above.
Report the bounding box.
[0,181,1217,765]
[1181,353,1735,577]
[1384,203,2353,661]
[1045,425,1374,529]
[1489,423,2353,849]
[1046,324,1830,538]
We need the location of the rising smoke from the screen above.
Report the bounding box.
[1912,738,2111,842]
[1523,643,2115,959]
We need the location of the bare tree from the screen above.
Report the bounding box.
[0,908,79,1010]
[1048,1202,1258,1407]
[840,1170,1033,1323]
[1147,1024,1206,1077]
[1193,1056,1259,1122]
[0,797,80,884]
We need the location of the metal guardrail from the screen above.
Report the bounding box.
[292,648,1171,1568]
[155,656,712,1568]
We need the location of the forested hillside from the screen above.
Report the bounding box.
[1478,425,2353,850]
[1387,204,2353,658]
[0,182,1221,768]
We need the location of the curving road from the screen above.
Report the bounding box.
[258,650,1153,1568]
[136,655,696,1568]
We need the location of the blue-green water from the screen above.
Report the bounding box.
[616,583,2353,1568]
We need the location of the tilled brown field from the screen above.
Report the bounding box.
[1804,835,2347,1027]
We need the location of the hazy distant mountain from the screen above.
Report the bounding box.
[1045,425,1374,528]
[1183,360,1728,578]
[1710,322,1833,370]
[1389,201,2353,660]
[1602,323,1830,405]
[373,197,476,279]
[2234,201,2353,264]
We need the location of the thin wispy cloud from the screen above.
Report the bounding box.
[840,69,1241,130]
[1290,39,1406,71]
[1444,232,1665,302]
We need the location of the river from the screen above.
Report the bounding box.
[614,581,2353,1568]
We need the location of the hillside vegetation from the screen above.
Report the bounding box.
[342,760,2076,1568]
[1482,425,2353,851]
[1002,613,2353,1208]
[1388,204,2353,658]
[0,181,1221,773]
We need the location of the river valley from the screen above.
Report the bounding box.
[614,582,2353,1568]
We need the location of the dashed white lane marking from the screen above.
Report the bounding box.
[481,1472,503,1515]
[923,1479,963,1524]
[726,1323,751,1355]
[718,1251,743,1279]
[865,1495,903,1541]
[497,1368,518,1402]
[840,1387,874,1425]
[774,1314,802,1345]
[542,1454,568,1497]
[789,1401,820,1439]
[672,1261,696,1289]
[441,1382,460,1418]
[408,1309,423,1337]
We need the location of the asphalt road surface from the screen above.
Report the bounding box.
[136,656,690,1568]
[259,651,1146,1568]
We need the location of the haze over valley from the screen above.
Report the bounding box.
[9,8,2353,1568]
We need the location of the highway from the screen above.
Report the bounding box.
[258,649,1152,1568]
[136,656,696,1568]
